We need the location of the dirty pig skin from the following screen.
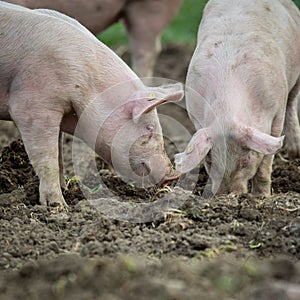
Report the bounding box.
[175,0,300,196]
[4,0,182,78]
[0,2,183,207]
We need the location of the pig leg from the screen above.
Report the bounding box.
[251,154,274,196]
[10,102,67,207]
[283,79,300,158]
[123,11,161,77]
[251,112,287,196]
[123,0,181,78]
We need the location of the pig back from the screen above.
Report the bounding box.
[0,5,137,110]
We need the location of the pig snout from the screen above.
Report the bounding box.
[130,153,180,187]
[148,154,180,186]
[162,167,181,185]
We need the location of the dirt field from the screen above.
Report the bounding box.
[0,45,300,300]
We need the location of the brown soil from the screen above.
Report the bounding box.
[0,44,300,300]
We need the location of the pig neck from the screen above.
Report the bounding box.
[95,104,132,165]
[73,102,130,166]
[73,81,144,166]
[70,41,143,161]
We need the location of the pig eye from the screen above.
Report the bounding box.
[145,124,154,131]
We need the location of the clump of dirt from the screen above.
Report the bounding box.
[0,140,39,205]
[272,153,300,194]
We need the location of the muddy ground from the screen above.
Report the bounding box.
[0,45,300,300]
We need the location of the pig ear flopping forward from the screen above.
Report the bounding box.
[132,82,184,123]
[175,128,212,173]
[240,127,284,155]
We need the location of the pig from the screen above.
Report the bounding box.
[4,0,183,78]
[0,2,183,207]
[175,0,300,196]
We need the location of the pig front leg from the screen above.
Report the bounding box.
[251,154,274,196]
[284,79,300,158]
[10,103,67,207]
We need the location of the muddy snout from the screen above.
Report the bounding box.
[131,154,180,187]
[148,154,180,185]
[160,167,181,186]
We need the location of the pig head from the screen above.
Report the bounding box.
[175,124,284,196]
[74,82,183,188]
[175,0,300,196]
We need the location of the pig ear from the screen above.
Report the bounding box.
[175,128,212,173]
[132,82,184,123]
[241,127,284,154]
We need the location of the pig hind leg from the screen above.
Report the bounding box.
[123,4,161,78]
[10,102,67,207]
[283,78,300,158]
[123,1,182,78]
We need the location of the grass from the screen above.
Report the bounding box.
[161,0,207,45]
[294,0,300,8]
[98,0,300,48]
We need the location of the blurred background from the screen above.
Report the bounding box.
[99,0,300,49]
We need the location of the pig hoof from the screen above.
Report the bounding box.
[251,187,271,197]
[40,195,69,211]
[50,198,69,210]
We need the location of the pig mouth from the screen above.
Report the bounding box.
[159,169,181,186]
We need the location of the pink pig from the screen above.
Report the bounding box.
[0,3,183,207]
[4,0,182,78]
[175,0,300,196]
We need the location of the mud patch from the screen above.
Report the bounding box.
[0,138,300,299]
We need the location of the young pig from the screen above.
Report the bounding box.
[4,0,182,78]
[0,2,183,207]
[175,0,300,196]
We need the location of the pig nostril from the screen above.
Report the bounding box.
[130,160,151,177]
[141,162,151,176]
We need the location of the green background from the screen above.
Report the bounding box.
[99,0,300,47]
